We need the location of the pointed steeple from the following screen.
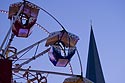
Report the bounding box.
[86,25,105,83]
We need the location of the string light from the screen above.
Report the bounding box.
[0,10,8,14]
[35,23,50,35]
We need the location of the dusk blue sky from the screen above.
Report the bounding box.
[0,0,125,83]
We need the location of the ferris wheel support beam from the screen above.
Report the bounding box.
[12,68,80,77]
[2,34,15,58]
[8,32,61,59]
[0,4,24,55]
[18,48,50,68]
[76,48,83,77]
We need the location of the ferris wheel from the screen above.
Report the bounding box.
[0,0,93,83]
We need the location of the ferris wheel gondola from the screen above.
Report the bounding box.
[8,1,40,38]
[45,30,79,67]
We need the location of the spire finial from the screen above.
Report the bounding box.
[90,20,92,27]
[90,20,93,31]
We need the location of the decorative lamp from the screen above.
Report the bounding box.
[8,1,40,37]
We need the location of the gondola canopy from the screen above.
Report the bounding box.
[8,1,40,37]
[46,30,79,67]
[45,30,79,47]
